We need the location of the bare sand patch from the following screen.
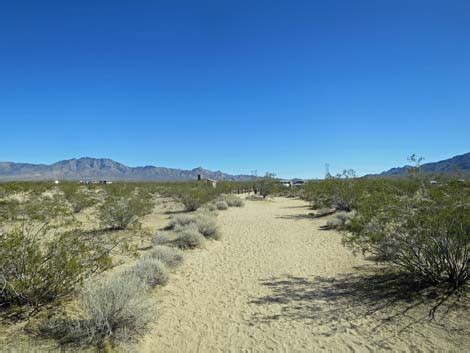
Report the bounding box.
[135,197,469,352]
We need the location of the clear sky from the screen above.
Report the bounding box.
[1,1,469,178]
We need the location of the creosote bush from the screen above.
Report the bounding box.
[344,190,470,288]
[98,189,153,230]
[60,183,96,213]
[0,224,111,309]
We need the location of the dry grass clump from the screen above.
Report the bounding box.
[152,232,171,245]
[215,200,228,210]
[146,245,184,268]
[195,214,221,240]
[221,195,245,207]
[171,224,206,249]
[324,211,356,229]
[166,210,220,241]
[168,214,196,229]
[125,257,169,288]
[41,275,152,349]
[206,203,218,212]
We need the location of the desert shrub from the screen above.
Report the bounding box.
[152,232,171,245]
[253,173,279,198]
[0,224,111,309]
[168,214,196,229]
[98,190,153,230]
[18,193,73,223]
[0,199,20,221]
[215,201,228,210]
[314,207,337,218]
[42,275,152,348]
[221,195,245,207]
[147,245,184,268]
[306,172,359,211]
[324,211,356,229]
[180,194,200,211]
[206,203,218,211]
[60,183,96,213]
[246,195,265,201]
[171,224,206,249]
[344,187,470,288]
[174,184,221,211]
[125,257,168,288]
[325,217,343,230]
[195,214,221,240]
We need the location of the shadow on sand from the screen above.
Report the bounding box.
[249,267,469,346]
[275,213,317,221]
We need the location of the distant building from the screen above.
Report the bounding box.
[79,180,112,185]
[279,179,305,187]
[54,180,60,185]
[292,179,305,186]
[197,174,217,188]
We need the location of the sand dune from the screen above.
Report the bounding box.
[135,197,469,352]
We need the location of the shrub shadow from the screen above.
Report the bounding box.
[275,214,316,220]
[249,268,469,340]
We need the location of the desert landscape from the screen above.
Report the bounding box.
[2,1,469,351]
[1,173,469,352]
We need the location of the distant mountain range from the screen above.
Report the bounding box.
[0,157,255,181]
[368,152,470,178]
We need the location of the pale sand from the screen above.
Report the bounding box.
[134,197,468,352]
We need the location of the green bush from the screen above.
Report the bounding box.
[0,224,111,309]
[60,183,96,213]
[98,188,153,230]
[0,199,20,221]
[344,185,470,287]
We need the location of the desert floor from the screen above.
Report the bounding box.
[134,197,470,352]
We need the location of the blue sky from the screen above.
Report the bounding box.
[1,1,469,178]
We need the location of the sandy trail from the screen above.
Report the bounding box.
[136,197,469,352]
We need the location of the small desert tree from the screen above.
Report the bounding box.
[257,172,278,198]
